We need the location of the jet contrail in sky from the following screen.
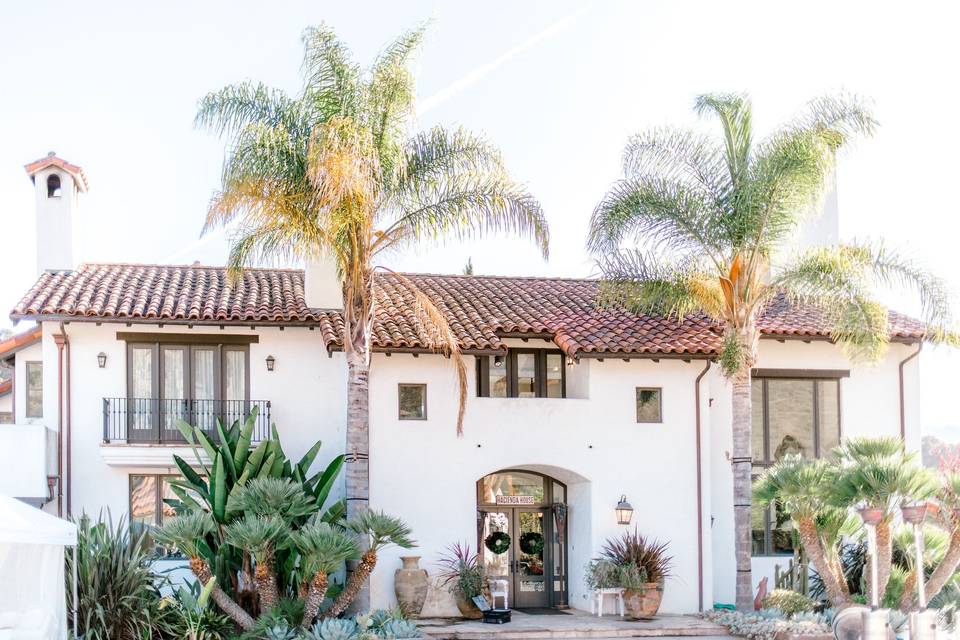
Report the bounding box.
[418,3,594,116]
[162,3,593,264]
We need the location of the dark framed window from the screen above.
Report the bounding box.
[25,361,43,417]
[398,383,427,420]
[476,350,565,398]
[129,474,182,527]
[751,375,842,556]
[635,387,662,423]
[126,342,249,404]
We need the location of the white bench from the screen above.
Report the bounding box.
[591,588,624,617]
[490,579,509,610]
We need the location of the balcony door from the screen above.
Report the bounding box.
[126,343,247,443]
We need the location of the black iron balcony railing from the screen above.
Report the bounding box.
[102,398,271,444]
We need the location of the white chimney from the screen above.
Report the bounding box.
[24,152,88,275]
[304,255,343,309]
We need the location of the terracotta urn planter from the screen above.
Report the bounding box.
[454,593,484,619]
[395,556,429,617]
[858,507,884,526]
[622,583,663,619]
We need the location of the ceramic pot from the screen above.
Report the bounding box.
[858,507,884,526]
[395,556,429,617]
[622,583,663,619]
[455,593,484,619]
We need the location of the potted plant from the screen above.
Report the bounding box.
[584,559,621,591]
[600,530,672,619]
[437,543,485,619]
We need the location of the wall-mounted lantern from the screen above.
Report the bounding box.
[493,355,504,368]
[265,355,276,372]
[97,352,107,369]
[616,495,633,525]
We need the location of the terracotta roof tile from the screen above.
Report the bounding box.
[24,152,89,192]
[9,264,926,357]
[0,325,42,361]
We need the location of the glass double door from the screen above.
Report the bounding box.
[479,508,549,608]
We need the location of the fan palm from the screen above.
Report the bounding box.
[229,477,317,522]
[587,93,955,609]
[198,23,547,609]
[323,511,414,618]
[157,512,256,630]
[901,472,960,609]
[290,522,359,627]
[754,455,852,606]
[225,514,288,613]
[830,438,939,604]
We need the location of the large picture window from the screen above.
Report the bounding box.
[751,374,842,556]
[476,350,565,398]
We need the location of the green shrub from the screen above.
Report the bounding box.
[617,563,649,591]
[584,559,621,590]
[67,513,170,640]
[760,589,816,616]
[159,579,234,640]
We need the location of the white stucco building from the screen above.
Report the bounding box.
[1,154,928,614]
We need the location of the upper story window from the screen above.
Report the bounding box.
[25,361,43,418]
[751,373,843,556]
[476,349,565,398]
[46,174,61,198]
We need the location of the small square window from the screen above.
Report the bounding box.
[636,387,662,423]
[398,384,427,420]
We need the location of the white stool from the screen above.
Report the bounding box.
[490,579,509,609]
[591,588,624,617]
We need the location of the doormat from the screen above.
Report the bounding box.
[517,608,571,615]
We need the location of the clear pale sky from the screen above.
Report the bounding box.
[1,1,957,440]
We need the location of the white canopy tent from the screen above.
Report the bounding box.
[0,493,77,640]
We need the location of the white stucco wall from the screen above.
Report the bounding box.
[366,351,712,614]
[708,338,923,606]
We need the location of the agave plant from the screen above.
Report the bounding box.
[307,618,361,640]
[600,529,673,584]
[377,619,422,639]
[291,522,360,627]
[225,514,288,612]
[323,512,415,618]
[157,511,256,630]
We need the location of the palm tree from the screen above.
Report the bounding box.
[290,522,359,627]
[830,437,939,604]
[754,455,852,607]
[900,471,960,609]
[225,514,287,613]
[157,512,256,630]
[587,93,954,609]
[323,511,414,618]
[197,23,547,608]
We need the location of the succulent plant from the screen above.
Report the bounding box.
[376,619,421,639]
[306,618,361,640]
[262,621,301,640]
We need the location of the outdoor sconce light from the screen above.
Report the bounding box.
[97,352,107,368]
[265,355,276,372]
[615,495,633,525]
[493,355,504,368]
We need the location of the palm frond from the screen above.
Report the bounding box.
[595,250,722,320]
[195,82,302,137]
[753,454,833,518]
[290,522,359,576]
[229,477,316,521]
[382,172,548,259]
[586,175,724,262]
[694,93,753,187]
[301,24,363,119]
[346,511,414,551]
[224,514,286,559]
[155,511,214,558]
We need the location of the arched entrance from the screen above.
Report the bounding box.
[477,469,568,609]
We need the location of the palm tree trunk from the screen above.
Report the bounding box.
[798,518,850,607]
[301,571,330,628]
[324,548,377,619]
[903,526,960,609]
[255,550,279,614]
[189,556,254,630]
[731,374,754,610]
[875,519,893,604]
[345,355,371,612]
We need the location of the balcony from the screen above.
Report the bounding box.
[102,398,271,445]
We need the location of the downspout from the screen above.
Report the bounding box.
[63,322,72,517]
[898,342,922,442]
[53,332,65,517]
[694,361,711,612]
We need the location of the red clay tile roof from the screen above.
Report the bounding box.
[0,325,42,361]
[24,152,89,193]
[10,263,926,357]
